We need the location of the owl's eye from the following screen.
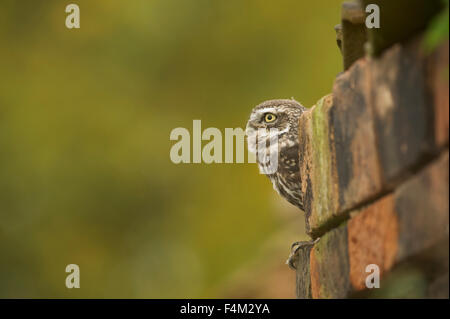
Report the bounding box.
[264,113,277,123]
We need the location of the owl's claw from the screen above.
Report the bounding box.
[286,237,320,270]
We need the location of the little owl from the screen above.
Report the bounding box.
[246,99,306,210]
[246,99,316,269]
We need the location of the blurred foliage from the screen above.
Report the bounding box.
[0,0,342,297]
[424,0,449,52]
[354,265,429,299]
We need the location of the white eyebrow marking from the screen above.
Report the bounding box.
[250,107,278,121]
[255,107,277,114]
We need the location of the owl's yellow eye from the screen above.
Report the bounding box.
[264,113,277,123]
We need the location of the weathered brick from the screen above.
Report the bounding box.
[298,107,314,229]
[340,2,367,70]
[297,149,448,298]
[347,195,398,291]
[299,95,340,236]
[295,245,313,299]
[370,39,435,186]
[300,60,385,236]
[309,223,352,298]
[394,150,449,262]
[347,151,449,295]
[331,59,384,214]
[427,41,449,147]
[346,152,448,292]
[295,15,449,297]
[354,239,449,298]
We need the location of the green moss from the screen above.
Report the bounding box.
[311,95,335,228]
[424,0,449,53]
[312,234,325,263]
[355,265,428,299]
[312,222,351,298]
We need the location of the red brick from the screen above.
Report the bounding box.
[330,59,384,213]
[370,39,435,186]
[394,150,449,261]
[309,224,351,298]
[348,195,398,290]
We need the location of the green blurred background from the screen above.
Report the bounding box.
[0,0,342,298]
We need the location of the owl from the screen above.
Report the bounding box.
[246,99,307,211]
[246,99,313,270]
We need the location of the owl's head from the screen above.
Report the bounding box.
[246,99,305,153]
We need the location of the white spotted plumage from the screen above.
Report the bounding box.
[246,99,307,211]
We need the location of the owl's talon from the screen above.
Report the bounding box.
[286,238,320,270]
[286,251,298,270]
[290,241,303,250]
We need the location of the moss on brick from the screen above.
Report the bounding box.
[310,94,337,230]
[310,222,352,298]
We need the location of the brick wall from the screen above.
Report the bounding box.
[294,1,449,299]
